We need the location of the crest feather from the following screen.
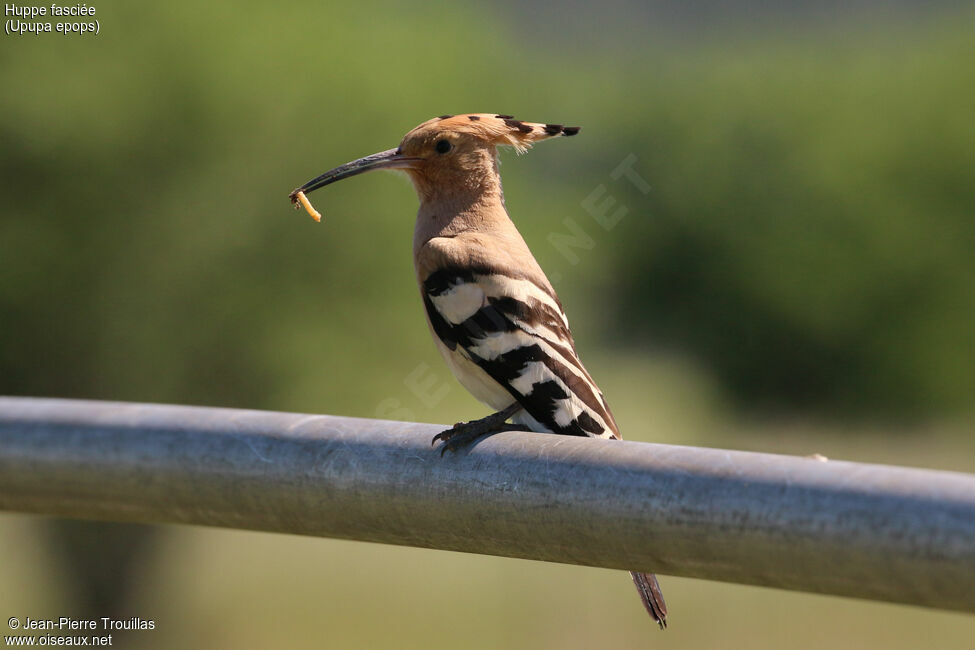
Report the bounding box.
[413,114,580,153]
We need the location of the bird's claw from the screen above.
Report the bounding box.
[430,422,465,447]
[440,440,456,457]
[435,427,482,456]
[432,416,522,456]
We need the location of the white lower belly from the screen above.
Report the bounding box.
[436,339,513,411]
[433,340,553,434]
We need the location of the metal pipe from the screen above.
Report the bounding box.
[1,396,973,613]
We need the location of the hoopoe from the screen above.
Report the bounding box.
[289,113,668,629]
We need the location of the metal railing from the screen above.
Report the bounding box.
[1,396,973,613]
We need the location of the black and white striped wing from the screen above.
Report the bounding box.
[422,266,619,439]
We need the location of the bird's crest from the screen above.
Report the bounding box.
[409,114,580,153]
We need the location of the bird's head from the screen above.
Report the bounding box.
[289,113,579,206]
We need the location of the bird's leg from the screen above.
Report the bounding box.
[432,403,523,455]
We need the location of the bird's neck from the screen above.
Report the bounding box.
[411,168,512,257]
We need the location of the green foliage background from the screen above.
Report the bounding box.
[606,22,975,416]
[1,2,974,648]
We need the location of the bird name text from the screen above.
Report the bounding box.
[4,4,100,36]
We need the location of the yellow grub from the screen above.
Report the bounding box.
[295,190,322,222]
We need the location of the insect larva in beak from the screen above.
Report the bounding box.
[295,190,322,223]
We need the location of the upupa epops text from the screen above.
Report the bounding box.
[289,113,668,628]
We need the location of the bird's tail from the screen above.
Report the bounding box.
[630,571,668,629]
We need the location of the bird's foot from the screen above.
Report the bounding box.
[432,403,522,456]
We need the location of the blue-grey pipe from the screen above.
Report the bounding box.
[0,397,973,613]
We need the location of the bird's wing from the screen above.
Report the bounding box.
[418,236,620,439]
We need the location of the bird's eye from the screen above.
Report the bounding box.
[435,139,452,154]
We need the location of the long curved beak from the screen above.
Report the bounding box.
[288,148,419,202]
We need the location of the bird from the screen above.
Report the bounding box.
[289,113,668,629]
